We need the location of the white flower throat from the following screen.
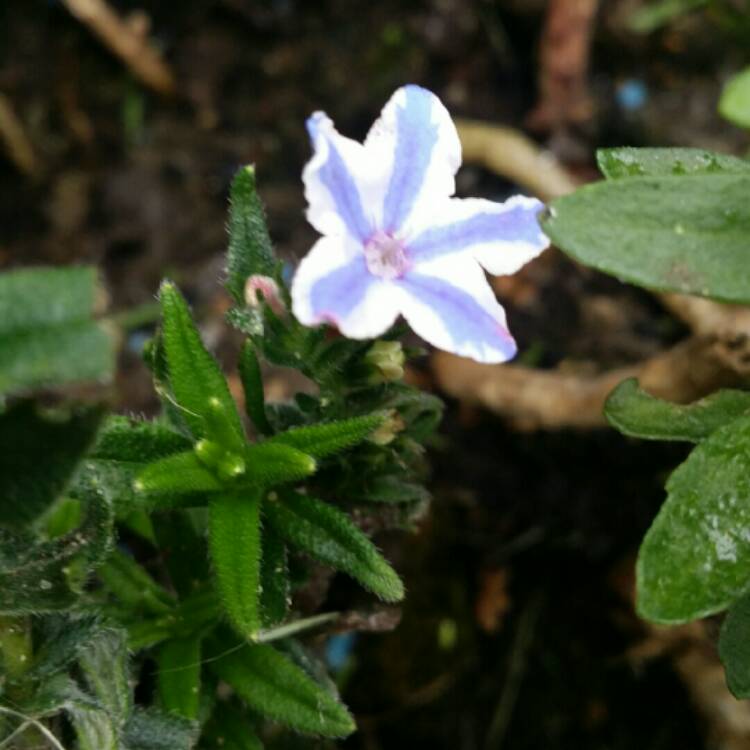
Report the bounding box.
[363,231,409,280]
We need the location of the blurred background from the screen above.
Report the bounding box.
[1,1,750,747]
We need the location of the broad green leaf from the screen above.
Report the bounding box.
[267,414,384,459]
[720,67,750,129]
[628,0,707,32]
[122,707,199,750]
[597,147,750,179]
[243,442,316,487]
[200,702,263,750]
[260,528,289,627]
[159,281,244,448]
[719,590,750,698]
[0,482,114,613]
[0,266,115,395]
[135,451,222,496]
[157,635,202,720]
[0,401,103,527]
[542,172,750,303]
[265,491,404,602]
[68,704,120,750]
[239,340,273,435]
[206,636,355,737]
[225,165,277,304]
[29,614,101,679]
[637,415,750,623]
[209,490,263,639]
[605,378,750,442]
[79,628,132,725]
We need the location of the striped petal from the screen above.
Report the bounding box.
[291,235,399,339]
[406,195,549,274]
[394,257,516,364]
[364,85,461,236]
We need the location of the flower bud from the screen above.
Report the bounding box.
[364,341,405,383]
[244,275,285,316]
[369,410,405,446]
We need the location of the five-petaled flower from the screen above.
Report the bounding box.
[291,85,549,363]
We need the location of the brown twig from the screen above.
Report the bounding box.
[0,93,40,178]
[433,337,741,430]
[61,0,176,96]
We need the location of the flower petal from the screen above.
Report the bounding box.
[395,258,516,364]
[303,113,376,242]
[406,195,549,274]
[291,236,399,339]
[364,85,461,235]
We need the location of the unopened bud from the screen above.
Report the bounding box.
[244,275,285,316]
[364,341,405,383]
[217,452,246,481]
[369,410,405,446]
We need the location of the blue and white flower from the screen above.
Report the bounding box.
[291,85,549,364]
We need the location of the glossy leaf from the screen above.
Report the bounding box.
[720,67,750,129]
[225,165,277,304]
[0,266,115,395]
[637,415,750,623]
[605,378,750,442]
[597,147,749,179]
[719,590,750,698]
[157,635,202,720]
[209,490,263,639]
[265,491,404,602]
[267,414,384,459]
[207,636,355,737]
[159,281,244,448]
[542,171,750,303]
[0,401,103,527]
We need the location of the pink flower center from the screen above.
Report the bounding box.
[363,231,409,280]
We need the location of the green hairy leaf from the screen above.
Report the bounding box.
[605,378,750,442]
[0,401,103,527]
[265,491,405,602]
[260,528,290,627]
[122,707,199,750]
[243,442,317,487]
[597,147,750,179]
[136,451,223,497]
[99,549,174,615]
[637,415,750,623]
[720,67,750,129]
[225,165,277,304]
[207,636,355,737]
[267,413,384,459]
[201,702,264,750]
[159,281,245,447]
[542,163,750,303]
[157,635,202,720]
[93,416,192,462]
[29,614,102,679]
[209,490,263,639]
[0,266,115,395]
[719,590,750,698]
[239,340,273,435]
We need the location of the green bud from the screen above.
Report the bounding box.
[364,341,405,383]
[217,452,247,481]
[194,439,224,469]
[368,410,405,446]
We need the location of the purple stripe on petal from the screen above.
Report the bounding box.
[309,255,373,325]
[398,272,516,359]
[382,86,439,234]
[407,200,547,263]
[307,114,373,242]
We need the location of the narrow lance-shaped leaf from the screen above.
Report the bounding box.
[159,281,245,449]
[98,549,175,615]
[0,266,115,395]
[637,414,750,624]
[209,490,263,639]
[201,702,264,750]
[267,413,385,459]
[239,339,273,435]
[260,527,289,627]
[135,451,223,497]
[265,491,404,602]
[157,635,202,720]
[719,590,750,699]
[542,169,750,304]
[605,378,750,442]
[206,635,355,738]
[226,165,277,304]
[122,707,199,750]
[242,442,317,488]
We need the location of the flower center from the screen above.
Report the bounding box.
[363,231,409,280]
